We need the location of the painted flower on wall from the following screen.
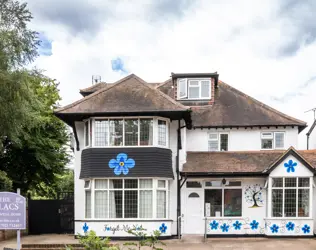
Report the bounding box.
[109,153,135,175]
[233,221,242,230]
[270,224,279,233]
[286,222,295,231]
[220,223,229,232]
[210,220,219,230]
[284,159,297,173]
[250,220,259,230]
[159,223,167,233]
[302,225,310,234]
[83,223,89,233]
[106,227,111,231]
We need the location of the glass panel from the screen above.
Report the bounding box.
[186,181,202,188]
[209,133,218,140]
[156,190,166,218]
[124,190,138,218]
[272,189,283,217]
[124,179,138,189]
[205,189,222,217]
[298,189,309,217]
[205,181,221,187]
[109,179,123,189]
[284,189,297,217]
[272,178,283,187]
[188,86,199,99]
[84,180,90,189]
[299,178,310,187]
[188,192,200,198]
[226,181,241,187]
[109,190,122,218]
[95,120,109,146]
[140,179,153,189]
[95,179,107,189]
[140,119,153,146]
[157,180,166,188]
[95,190,108,218]
[201,80,210,98]
[261,139,273,149]
[84,121,89,146]
[85,191,91,218]
[124,119,138,146]
[178,79,187,98]
[220,134,228,151]
[109,119,123,146]
[158,120,167,146]
[140,190,153,218]
[208,140,218,151]
[285,178,297,187]
[224,189,242,217]
[275,132,285,148]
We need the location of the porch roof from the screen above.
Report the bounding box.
[181,149,316,176]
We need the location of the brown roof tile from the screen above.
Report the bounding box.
[182,149,316,174]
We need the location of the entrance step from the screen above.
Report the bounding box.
[181,234,205,243]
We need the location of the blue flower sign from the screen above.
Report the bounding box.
[109,153,135,175]
[159,223,167,233]
[284,159,297,173]
[83,222,89,233]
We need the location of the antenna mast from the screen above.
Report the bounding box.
[305,107,316,121]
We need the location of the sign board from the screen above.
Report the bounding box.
[205,203,211,217]
[0,192,26,230]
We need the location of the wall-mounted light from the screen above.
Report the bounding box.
[222,178,226,185]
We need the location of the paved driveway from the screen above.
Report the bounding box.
[1,235,316,250]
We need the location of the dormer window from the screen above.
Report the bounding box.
[178,78,211,100]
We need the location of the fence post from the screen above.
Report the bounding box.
[204,217,207,242]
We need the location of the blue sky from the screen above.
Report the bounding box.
[26,0,316,148]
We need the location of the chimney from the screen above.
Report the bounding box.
[92,75,101,85]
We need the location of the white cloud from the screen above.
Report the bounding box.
[27,0,316,149]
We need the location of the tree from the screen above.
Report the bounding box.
[244,184,264,208]
[0,0,40,143]
[0,72,70,194]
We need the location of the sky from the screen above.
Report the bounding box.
[27,0,316,149]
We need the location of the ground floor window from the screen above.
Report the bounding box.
[85,179,169,219]
[271,177,311,217]
[204,181,242,217]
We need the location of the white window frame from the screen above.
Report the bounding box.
[177,78,211,100]
[204,180,242,218]
[208,132,229,151]
[87,178,170,220]
[270,177,312,218]
[261,131,285,150]
[84,120,90,148]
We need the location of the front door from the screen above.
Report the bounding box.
[183,190,204,234]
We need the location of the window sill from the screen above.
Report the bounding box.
[264,217,313,220]
[205,217,243,220]
[76,219,173,222]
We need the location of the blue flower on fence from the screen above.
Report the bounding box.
[159,223,167,233]
[109,153,135,175]
[270,224,279,233]
[286,222,295,231]
[233,221,242,230]
[106,227,111,231]
[250,220,259,230]
[302,225,310,234]
[220,223,229,232]
[284,159,297,173]
[210,220,219,230]
[83,223,89,233]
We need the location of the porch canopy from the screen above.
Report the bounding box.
[181,147,316,178]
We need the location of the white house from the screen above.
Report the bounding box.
[55,72,316,238]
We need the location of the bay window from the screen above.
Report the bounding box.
[271,177,311,217]
[205,181,242,217]
[87,179,169,219]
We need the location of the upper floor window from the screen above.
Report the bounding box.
[208,133,229,151]
[261,132,285,150]
[178,79,211,100]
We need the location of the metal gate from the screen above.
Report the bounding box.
[28,192,74,234]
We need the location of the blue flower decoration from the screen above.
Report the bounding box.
[106,227,111,231]
[233,221,242,230]
[220,223,229,232]
[270,224,279,233]
[286,222,295,231]
[250,220,259,230]
[302,224,310,234]
[159,223,167,233]
[83,223,89,233]
[109,153,135,175]
[284,159,297,173]
[210,220,219,230]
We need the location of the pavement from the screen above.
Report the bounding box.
[1,234,316,250]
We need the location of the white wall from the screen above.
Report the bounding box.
[186,127,299,152]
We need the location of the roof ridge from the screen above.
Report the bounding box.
[55,74,135,112]
[218,80,307,126]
